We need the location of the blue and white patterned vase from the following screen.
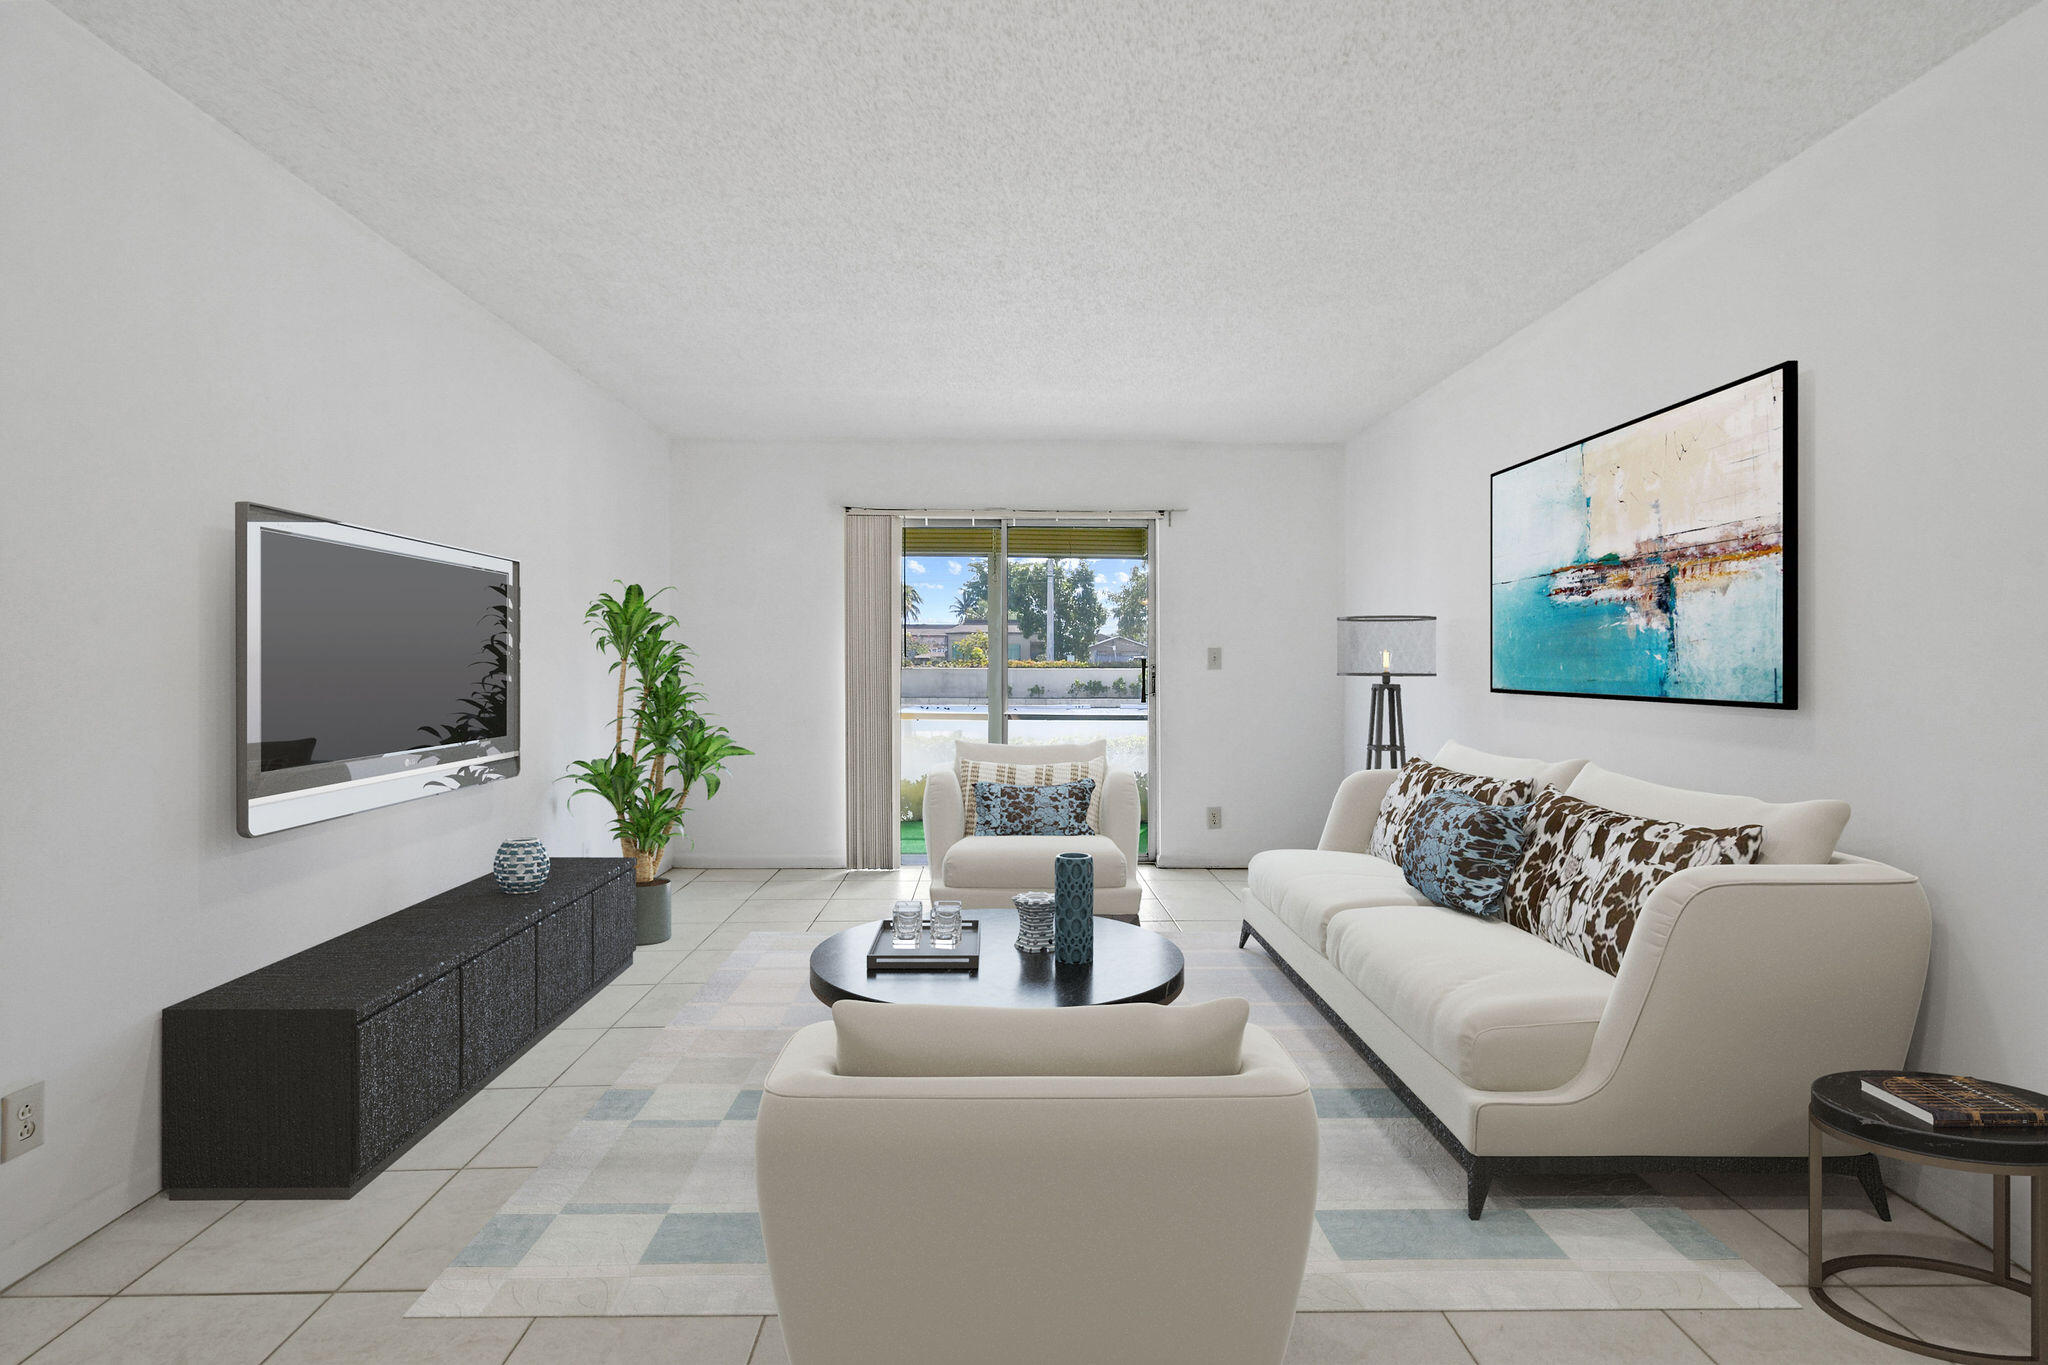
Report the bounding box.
[1053,851,1094,965]
[493,838,550,894]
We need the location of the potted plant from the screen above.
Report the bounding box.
[568,583,751,944]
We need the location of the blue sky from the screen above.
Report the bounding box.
[903,556,1141,635]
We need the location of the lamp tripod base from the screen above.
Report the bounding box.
[1366,673,1406,769]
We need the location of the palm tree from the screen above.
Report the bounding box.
[902,580,923,622]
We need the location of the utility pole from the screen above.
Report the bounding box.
[1045,558,1057,661]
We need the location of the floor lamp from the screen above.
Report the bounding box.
[1339,615,1437,769]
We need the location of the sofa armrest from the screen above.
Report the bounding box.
[1472,855,1933,1156]
[925,766,965,881]
[1317,769,1401,853]
[1101,770,1140,877]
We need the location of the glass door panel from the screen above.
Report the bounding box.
[899,525,998,859]
[1000,532,1150,859]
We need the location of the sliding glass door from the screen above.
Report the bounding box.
[900,518,1153,862]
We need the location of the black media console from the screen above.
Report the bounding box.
[162,857,635,1198]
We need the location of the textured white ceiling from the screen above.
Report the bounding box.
[52,0,2033,442]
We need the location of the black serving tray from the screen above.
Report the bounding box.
[867,920,980,974]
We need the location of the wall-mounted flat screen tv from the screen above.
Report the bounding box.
[237,503,519,836]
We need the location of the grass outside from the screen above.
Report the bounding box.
[900,821,1149,858]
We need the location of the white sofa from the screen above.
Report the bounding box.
[925,738,1142,919]
[757,1000,1318,1365]
[1241,742,1933,1217]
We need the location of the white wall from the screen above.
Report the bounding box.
[671,442,1344,868]
[1339,7,2047,1247]
[0,5,671,1286]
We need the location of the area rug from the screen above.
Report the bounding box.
[411,930,1795,1317]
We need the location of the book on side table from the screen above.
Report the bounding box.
[1862,1074,2048,1128]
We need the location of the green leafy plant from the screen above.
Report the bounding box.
[567,583,751,884]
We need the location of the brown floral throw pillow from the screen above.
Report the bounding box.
[1503,789,1764,974]
[1369,759,1536,865]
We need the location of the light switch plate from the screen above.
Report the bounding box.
[1206,806,1223,830]
[1206,647,1222,670]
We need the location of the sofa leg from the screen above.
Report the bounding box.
[1851,1153,1892,1221]
[1466,1163,1493,1220]
[1237,920,1252,949]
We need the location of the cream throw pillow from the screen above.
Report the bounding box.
[958,755,1106,834]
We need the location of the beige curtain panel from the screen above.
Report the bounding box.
[844,512,902,870]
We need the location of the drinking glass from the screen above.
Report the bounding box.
[931,902,964,949]
[891,900,923,947]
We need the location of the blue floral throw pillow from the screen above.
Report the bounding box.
[1398,789,1531,919]
[973,778,1097,837]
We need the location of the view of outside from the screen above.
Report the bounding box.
[900,535,1149,859]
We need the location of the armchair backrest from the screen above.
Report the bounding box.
[953,737,1108,766]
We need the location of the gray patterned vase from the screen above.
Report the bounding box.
[1013,891,1056,953]
[493,838,550,894]
[1053,852,1094,965]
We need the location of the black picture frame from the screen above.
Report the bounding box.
[1488,361,1797,710]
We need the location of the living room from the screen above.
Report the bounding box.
[4,2,2046,1362]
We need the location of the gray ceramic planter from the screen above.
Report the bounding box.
[634,878,671,946]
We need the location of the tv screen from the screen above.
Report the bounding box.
[237,504,519,836]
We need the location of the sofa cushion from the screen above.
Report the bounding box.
[943,834,1127,890]
[1368,759,1535,864]
[1326,905,1613,1091]
[1247,849,1436,952]
[832,997,1250,1077]
[1434,740,1587,792]
[1503,789,1763,974]
[1564,763,1848,866]
[1397,790,1530,919]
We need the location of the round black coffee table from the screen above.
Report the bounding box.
[809,910,1184,1008]
[1809,1071,2048,1364]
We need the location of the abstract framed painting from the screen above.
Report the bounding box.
[1490,362,1796,708]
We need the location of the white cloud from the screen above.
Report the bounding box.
[1094,572,1109,584]
[906,559,927,575]
[947,561,963,574]
[1116,571,1131,584]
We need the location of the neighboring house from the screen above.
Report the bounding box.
[1088,635,1146,664]
[905,620,1033,662]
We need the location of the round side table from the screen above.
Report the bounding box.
[1809,1071,2048,1365]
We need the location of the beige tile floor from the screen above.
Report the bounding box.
[0,865,2022,1363]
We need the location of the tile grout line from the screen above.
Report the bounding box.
[318,1167,457,1299]
[1660,1305,1718,1362]
[1434,1310,1485,1364]
[501,1315,536,1362]
[254,1290,331,1364]
[3,1186,241,1299]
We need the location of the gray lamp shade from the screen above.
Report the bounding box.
[1338,615,1436,676]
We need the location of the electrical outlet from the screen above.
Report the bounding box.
[1206,806,1223,830]
[1206,647,1222,670]
[1,1083,43,1162]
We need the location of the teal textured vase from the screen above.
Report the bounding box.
[1054,852,1094,965]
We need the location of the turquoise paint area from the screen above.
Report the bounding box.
[1665,560,1785,704]
[1492,574,1670,697]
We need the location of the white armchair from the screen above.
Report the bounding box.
[757,1001,1319,1365]
[926,738,1141,919]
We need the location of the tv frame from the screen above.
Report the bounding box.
[1487,361,1798,710]
[235,502,521,836]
